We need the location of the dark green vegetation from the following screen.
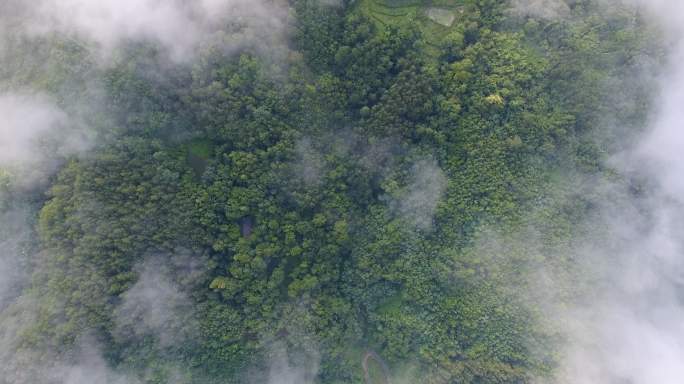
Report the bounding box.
[0,0,664,383]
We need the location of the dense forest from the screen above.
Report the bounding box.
[0,0,668,383]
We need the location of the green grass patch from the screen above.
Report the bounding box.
[184,139,216,180]
[454,3,478,15]
[389,361,426,384]
[372,18,386,31]
[367,358,390,384]
[372,12,403,27]
[357,0,387,30]
[370,3,417,16]
[421,16,450,46]
[341,347,369,382]
[418,3,477,52]
[422,44,441,62]
[548,169,566,185]
[187,139,215,159]
[378,292,403,318]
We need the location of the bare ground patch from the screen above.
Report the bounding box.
[425,7,455,27]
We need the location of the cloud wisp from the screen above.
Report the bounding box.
[385,159,446,230]
[114,254,198,350]
[0,93,70,166]
[266,352,320,384]
[0,92,93,194]
[509,0,570,19]
[0,207,31,311]
[506,1,684,382]
[54,341,141,384]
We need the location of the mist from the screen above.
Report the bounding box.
[0,94,67,165]
[509,0,570,19]
[0,209,25,309]
[539,0,684,382]
[22,0,287,62]
[0,93,94,166]
[0,92,83,310]
[263,349,319,384]
[55,341,141,384]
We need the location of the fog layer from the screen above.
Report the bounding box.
[28,0,286,61]
[555,0,684,382]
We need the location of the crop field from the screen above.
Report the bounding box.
[429,0,468,6]
[370,2,416,16]
[358,0,417,29]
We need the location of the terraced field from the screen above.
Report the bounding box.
[375,0,421,6]
[357,0,477,57]
[358,0,419,30]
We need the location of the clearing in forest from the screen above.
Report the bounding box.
[186,152,208,178]
[185,139,216,179]
[425,8,455,27]
[362,350,393,384]
[187,139,215,159]
[357,0,477,58]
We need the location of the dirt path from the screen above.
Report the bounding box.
[362,350,393,384]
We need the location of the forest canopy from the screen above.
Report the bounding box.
[0,0,667,383]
